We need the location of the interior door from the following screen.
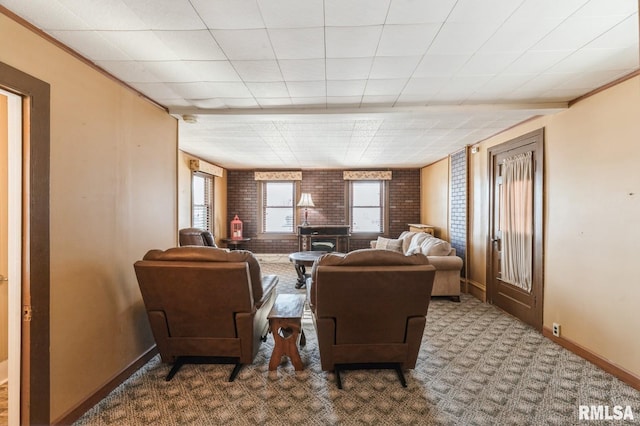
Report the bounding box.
[487,129,544,331]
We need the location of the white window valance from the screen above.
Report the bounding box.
[343,171,392,180]
[189,159,224,177]
[254,171,302,181]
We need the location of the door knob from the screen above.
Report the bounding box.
[0,274,7,281]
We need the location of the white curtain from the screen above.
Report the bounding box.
[500,151,533,292]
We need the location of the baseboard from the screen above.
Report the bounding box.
[543,327,640,392]
[254,253,290,263]
[465,279,486,302]
[52,346,158,426]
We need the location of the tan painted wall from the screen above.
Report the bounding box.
[177,151,228,242]
[0,94,7,363]
[420,157,450,240]
[467,76,640,377]
[1,14,178,420]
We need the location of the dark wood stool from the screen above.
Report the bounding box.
[268,294,306,371]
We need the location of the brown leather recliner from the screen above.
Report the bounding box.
[178,227,217,247]
[307,249,435,388]
[134,246,277,381]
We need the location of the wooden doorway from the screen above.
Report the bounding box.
[487,129,544,331]
[0,61,50,425]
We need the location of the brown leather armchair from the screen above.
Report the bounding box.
[134,246,277,381]
[307,249,435,388]
[178,227,217,247]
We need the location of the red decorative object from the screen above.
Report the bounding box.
[231,215,243,240]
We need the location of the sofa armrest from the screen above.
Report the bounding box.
[256,274,278,307]
[427,255,463,271]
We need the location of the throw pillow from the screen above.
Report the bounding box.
[374,236,403,253]
[420,237,452,256]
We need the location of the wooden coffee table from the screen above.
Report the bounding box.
[288,251,327,289]
[268,294,306,371]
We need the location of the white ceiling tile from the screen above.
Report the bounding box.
[479,19,564,53]
[190,98,228,108]
[287,81,326,97]
[98,31,180,60]
[370,56,421,79]
[57,0,147,30]
[129,82,183,99]
[123,0,205,30]
[326,26,384,58]
[386,0,457,24]
[211,29,275,60]
[448,0,522,23]
[246,82,289,98]
[574,0,638,18]
[190,0,264,29]
[153,31,227,60]
[377,24,441,56]
[1,0,90,30]
[403,76,451,95]
[509,0,588,22]
[95,61,162,83]
[326,58,374,80]
[412,54,470,77]
[585,14,639,49]
[279,59,326,81]
[533,16,629,51]
[232,60,284,81]
[183,61,242,81]
[501,50,572,74]
[325,0,391,26]
[269,28,325,59]
[48,30,131,60]
[171,82,253,98]
[222,98,260,108]
[327,80,366,97]
[428,22,501,54]
[457,52,521,75]
[257,0,324,28]
[364,79,407,96]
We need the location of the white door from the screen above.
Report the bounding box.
[1,88,23,426]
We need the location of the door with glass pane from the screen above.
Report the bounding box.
[487,129,544,331]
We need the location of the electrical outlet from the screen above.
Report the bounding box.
[552,323,561,337]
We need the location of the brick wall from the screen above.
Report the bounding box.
[450,149,467,277]
[226,169,421,253]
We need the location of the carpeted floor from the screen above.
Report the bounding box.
[74,263,640,425]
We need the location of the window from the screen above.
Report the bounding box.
[192,172,213,231]
[262,181,295,233]
[349,180,386,233]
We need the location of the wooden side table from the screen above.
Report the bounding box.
[268,294,306,371]
[221,237,251,250]
[288,250,326,289]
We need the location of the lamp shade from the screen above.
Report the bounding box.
[297,193,315,208]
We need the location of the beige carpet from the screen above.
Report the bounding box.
[74,263,640,425]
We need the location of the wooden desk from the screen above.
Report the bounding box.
[268,294,306,371]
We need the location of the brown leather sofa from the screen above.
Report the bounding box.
[134,246,277,381]
[307,249,436,388]
[178,227,217,247]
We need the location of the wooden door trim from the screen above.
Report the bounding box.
[486,128,544,330]
[0,61,50,425]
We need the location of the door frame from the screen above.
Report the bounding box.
[486,128,544,331]
[0,61,50,425]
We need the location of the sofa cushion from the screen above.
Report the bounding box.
[406,232,433,254]
[374,236,403,253]
[418,237,452,256]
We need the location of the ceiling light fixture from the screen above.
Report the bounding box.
[182,114,198,124]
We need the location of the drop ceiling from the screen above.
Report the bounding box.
[2,0,638,169]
